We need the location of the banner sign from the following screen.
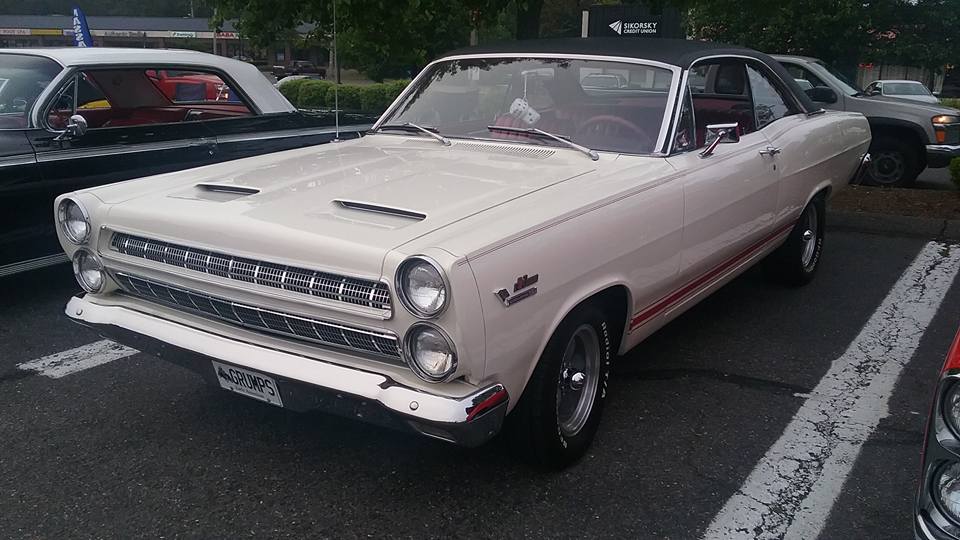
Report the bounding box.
[71,5,93,46]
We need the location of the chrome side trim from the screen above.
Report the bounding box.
[215,125,372,144]
[35,138,215,162]
[0,253,69,277]
[0,154,37,168]
[113,272,403,362]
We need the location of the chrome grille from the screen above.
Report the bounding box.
[110,232,391,312]
[114,273,402,361]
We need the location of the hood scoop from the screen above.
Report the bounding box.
[334,199,427,221]
[169,183,261,203]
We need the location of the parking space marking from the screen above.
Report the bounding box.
[703,241,960,540]
[17,340,138,379]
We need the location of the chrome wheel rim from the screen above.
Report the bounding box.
[869,151,905,185]
[556,324,601,437]
[801,204,818,268]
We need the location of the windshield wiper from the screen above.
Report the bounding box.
[376,122,450,146]
[486,125,599,161]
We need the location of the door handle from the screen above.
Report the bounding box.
[759,146,781,156]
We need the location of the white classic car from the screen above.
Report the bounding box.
[58,39,871,468]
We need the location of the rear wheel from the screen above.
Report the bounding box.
[866,135,921,186]
[505,305,613,470]
[766,195,825,287]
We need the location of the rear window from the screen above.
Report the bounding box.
[0,54,62,130]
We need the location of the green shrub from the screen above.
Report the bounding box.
[941,98,960,110]
[286,79,410,111]
[950,157,960,190]
[323,84,364,110]
[277,77,308,104]
[296,80,334,109]
[360,83,389,113]
[383,79,410,101]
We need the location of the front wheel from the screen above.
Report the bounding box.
[505,305,613,470]
[766,196,825,287]
[865,136,921,186]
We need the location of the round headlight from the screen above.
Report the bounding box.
[944,383,960,437]
[72,249,104,293]
[397,256,447,317]
[938,462,960,523]
[404,323,457,382]
[57,198,91,245]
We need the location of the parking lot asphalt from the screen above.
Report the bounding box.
[1,228,958,540]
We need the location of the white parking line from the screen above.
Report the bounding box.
[17,339,138,379]
[703,241,960,540]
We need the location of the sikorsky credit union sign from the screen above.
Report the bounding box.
[587,4,681,38]
[607,19,660,36]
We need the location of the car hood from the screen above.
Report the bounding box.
[96,136,597,278]
[853,94,959,115]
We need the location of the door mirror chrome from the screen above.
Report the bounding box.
[805,87,838,104]
[699,123,740,158]
[55,114,88,141]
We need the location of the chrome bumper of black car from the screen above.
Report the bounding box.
[64,294,508,447]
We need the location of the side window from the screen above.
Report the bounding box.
[686,59,756,148]
[673,88,696,152]
[46,67,253,131]
[746,64,797,130]
[783,63,828,88]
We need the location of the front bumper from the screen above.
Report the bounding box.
[64,294,508,447]
[926,144,960,168]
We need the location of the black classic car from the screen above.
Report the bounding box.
[0,48,374,276]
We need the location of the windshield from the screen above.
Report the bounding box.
[377,57,675,155]
[884,82,931,96]
[0,54,62,129]
[816,61,861,96]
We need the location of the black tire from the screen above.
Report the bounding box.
[504,304,613,470]
[766,195,825,287]
[865,135,921,187]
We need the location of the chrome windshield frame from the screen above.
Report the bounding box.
[372,53,683,158]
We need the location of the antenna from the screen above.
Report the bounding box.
[332,0,340,142]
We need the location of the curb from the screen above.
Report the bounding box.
[828,210,960,240]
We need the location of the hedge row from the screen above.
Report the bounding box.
[278,78,410,113]
[941,98,960,110]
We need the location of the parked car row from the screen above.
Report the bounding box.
[0,48,376,277]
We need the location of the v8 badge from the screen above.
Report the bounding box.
[495,273,538,307]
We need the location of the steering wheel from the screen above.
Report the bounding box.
[577,115,650,150]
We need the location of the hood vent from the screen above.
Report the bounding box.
[195,183,261,195]
[452,141,556,159]
[335,200,426,221]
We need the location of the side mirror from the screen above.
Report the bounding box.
[55,114,88,141]
[805,87,838,104]
[699,122,740,158]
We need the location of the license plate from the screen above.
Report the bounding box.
[212,361,283,407]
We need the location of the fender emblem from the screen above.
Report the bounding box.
[495,274,538,307]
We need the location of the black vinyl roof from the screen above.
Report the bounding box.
[442,38,816,112]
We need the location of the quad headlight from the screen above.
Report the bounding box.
[72,249,105,293]
[57,198,91,245]
[404,323,457,382]
[396,256,448,318]
[944,382,960,438]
